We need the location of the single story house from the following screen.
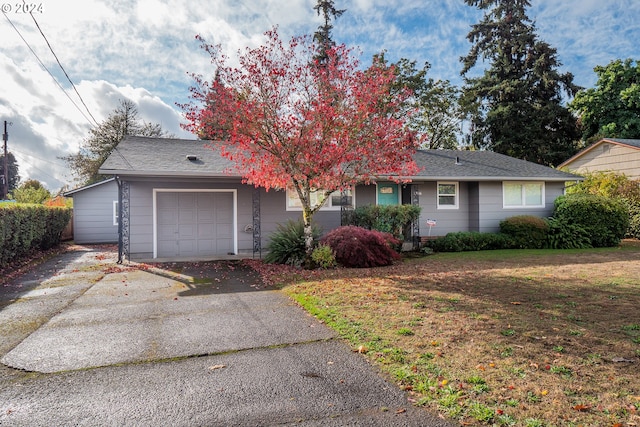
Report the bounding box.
[558,138,640,180]
[64,178,119,244]
[98,136,581,262]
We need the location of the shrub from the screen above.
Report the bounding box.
[553,194,629,247]
[500,215,549,249]
[344,204,421,239]
[545,217,592,249]
[265,220,320,266]
[310,244,336,269]
[424,232,513,252]
[0,204,71,268]
[320,226,400,268]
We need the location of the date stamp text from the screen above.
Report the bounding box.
[1,3,43,14]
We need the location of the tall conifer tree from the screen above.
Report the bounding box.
[313,0,345,64]
[460,0,580,166]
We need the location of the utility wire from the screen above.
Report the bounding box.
[28,11,99,127]
[12,151,68,187]
[2,11,98,127]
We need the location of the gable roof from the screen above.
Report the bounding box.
[559,138,640,168]
[64,177,117,196]
[99,136,580,182]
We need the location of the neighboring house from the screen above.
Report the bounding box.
[559,138,640,180]
[64,178,119,244]
[98,136,581,261]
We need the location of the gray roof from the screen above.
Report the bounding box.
[99,136,580,182]
[99,136,236,177]
[412,149,580,181]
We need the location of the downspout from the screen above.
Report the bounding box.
[116,176,123,264]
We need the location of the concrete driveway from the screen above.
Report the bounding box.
[0,245,453,426]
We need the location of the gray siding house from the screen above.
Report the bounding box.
[64,178,119,244]
[99,136,581,261]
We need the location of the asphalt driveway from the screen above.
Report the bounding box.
[0,245,453,426]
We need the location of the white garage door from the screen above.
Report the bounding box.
[156,192,234,258]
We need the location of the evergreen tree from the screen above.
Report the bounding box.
[460,0,580,166]
[63,99,169,185]
[0,151,20,196]
[313,0,345,64]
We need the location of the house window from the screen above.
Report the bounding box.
[503,182,545,208]
[113,200,119,226]
[286,187,354,211]
[437,182,458,209]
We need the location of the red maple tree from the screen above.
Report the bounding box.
[182,28,421,255]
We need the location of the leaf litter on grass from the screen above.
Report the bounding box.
[267,241,640,426]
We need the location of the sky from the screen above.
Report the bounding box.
[1,0,638,192]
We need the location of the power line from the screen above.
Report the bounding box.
[12,151,68,187]
[28,11,99,126]
[2,11,98,127]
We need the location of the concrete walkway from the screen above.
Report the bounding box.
[0,245,453,426]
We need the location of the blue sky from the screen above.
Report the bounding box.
[1,0,638,190]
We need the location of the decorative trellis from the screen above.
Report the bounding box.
[252,186,261,258]
[117,180,130,264]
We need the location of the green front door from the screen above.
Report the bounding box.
[377,182,399,205]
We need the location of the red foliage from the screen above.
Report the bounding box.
[320,226,400,268]
[180,28,421,223]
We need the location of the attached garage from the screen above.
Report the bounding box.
[154,189,237,258]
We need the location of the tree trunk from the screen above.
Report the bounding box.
[302,208,314,257]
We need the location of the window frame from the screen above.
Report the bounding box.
[285,187,355,211]
[502,181,545,209]
[437,181,459,210]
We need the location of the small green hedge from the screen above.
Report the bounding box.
[500,215,549,249]
[343,204,421,238]
[424,231,514,252]
[0,204,72,268]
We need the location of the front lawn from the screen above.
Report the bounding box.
[259,241,640,426]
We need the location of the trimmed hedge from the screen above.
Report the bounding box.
[0,204,72,268]
[343,204,421,238]
[499,215,549,249]
[424,231,514,252]
[553,194,629,247]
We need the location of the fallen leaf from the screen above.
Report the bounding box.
[395,408,406,414]
[209,364,226,370]
[573,404,591,412]
[510,301,521,305]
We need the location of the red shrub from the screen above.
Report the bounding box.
[320,226,400,268]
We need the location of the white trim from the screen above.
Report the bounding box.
[113,200,119,226]
[437,181,459,210]
[152,188,238,259]
[502,181,545,209]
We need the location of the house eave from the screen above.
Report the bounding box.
[98,169,241,179]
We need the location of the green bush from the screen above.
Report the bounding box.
[0,204,71,268]
[343,204,421,239]
[265,220,320,266]
[553,194,629,247]
[500,215,550,249]
[566,171,640,240]
[310,244,336,269]
[545,217,592,249]
[424,232,514,252]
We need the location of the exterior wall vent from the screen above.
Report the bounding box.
[186,155,198,161]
